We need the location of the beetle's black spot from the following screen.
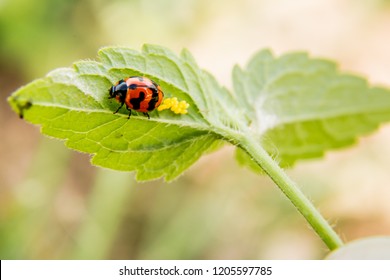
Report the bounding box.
[130,91,145,110]
[129,83,137,90]
[147,87,159,111]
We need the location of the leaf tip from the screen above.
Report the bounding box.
[7,94,33,119]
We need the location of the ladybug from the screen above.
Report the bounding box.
[108,76,164,119]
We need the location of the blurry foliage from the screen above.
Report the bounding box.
[0,0,94,78]
[3,0,309,260]
[1,0,390,260]
[0,0,212,79]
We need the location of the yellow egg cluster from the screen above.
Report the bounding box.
[157,97,189,115]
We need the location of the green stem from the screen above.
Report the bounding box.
[239,135,343,250]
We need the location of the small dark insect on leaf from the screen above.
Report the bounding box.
[13,97,32,119]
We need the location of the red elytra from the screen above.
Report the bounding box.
[109,76,164,119]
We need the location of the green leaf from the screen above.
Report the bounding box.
[8,45,228,181]
[10,46,390,249]
[233,49,390,169]
[8,46,390,181]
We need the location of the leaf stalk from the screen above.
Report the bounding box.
[238,134,344,250]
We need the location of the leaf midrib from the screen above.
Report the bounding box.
[32,102,214,132]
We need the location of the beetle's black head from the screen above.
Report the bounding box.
[108,81,127,101]
[108,85,116,98]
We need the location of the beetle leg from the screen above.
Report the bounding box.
[126,105,132,119]
[143,112,150,119]
[114,102,124,114]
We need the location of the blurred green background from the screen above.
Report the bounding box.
[1,0,390,259]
